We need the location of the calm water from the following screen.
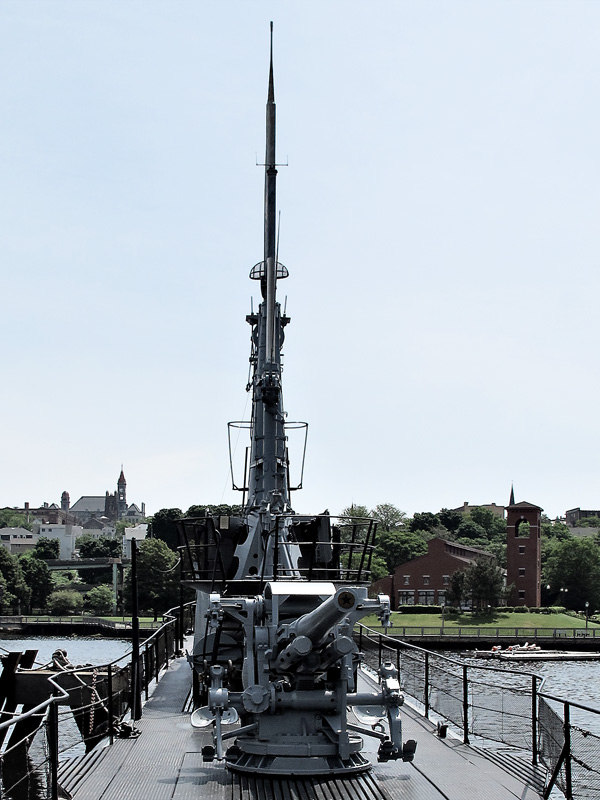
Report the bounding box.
[0,636,132,668]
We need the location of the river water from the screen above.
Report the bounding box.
[0,636,132,669]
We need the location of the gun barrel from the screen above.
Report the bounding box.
[290,588,358,646]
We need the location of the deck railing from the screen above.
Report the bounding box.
[359,625,600,800]
[383,624,600,640]
[0,602,195,800]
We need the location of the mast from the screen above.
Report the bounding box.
[246,22,290,518]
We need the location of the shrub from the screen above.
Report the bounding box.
[47,590,83,615]
[397,605,441,615]
[84,584,114,616]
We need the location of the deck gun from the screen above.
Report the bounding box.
[177,24,417,776]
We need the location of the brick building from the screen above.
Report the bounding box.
[505,500,542,607]
[371,537,496,610]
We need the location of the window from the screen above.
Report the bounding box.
[423,575,430,586]
[519,545,525,554]
[442,575,450,585]
[418,590,435,605]
[403,575,410,586]
[519,567,525,577]
[518,590,526,600]
[398,591,414,606]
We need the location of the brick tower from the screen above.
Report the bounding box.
[506,498,542,607]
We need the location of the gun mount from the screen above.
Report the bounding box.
[177,24,416,777]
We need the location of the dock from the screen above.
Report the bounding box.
[58,644,546,800]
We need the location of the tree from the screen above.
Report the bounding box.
[409,512,440,534]
[47,589,84,615]
[463,559,505,610]
[85,584,114,616]
[375,530,427,573]
[369,554,389,581]
[456,519,487,542]
[150,508,183,551]
[76,534,121,558]
[0,547,31,612]
[371,503,407,532]
[575,516,600,528]
[446,570,466,608]
[438,508,462,533]
[34,537,60,559]
[543,538,600,611]
[185,504,242,518]
[19,554,54,611]
[469,507,507,541]
[123,538,179,615]
[541,519,571,541]
[0,509,31,531]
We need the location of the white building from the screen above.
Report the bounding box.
[0,527,39,555]
[33,523,83,559]
[123,523,148,558]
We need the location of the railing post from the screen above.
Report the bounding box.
[107,665,114,746]
[462,664,470,744]
[48,700,59,800]
[531,675,538,765]
[378,634,383,676]
[564,702,572,800]
[144,646,149,701]
[424,651,430,718]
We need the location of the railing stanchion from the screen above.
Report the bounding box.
[564,702,572,799]
[48,700,59,800]
[424,651,430,718]
[107,665,114,746]
[462,664,470,744]
[531,675,538,765]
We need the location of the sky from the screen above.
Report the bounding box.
[1,1,599,521]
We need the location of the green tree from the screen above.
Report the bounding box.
[0,547,31,612]
[543,538,600,611]
[456,519,487,542]
[369,554,389,581]
[85,584,114,616]
[438,508,462,533]
[409,512,440,534]
[0,509,31,531]
[34,537,60,559]
[185,504,242,518]
[47,589,84,615]
[19,554,54,611]
[150,508,183,551]
[123,538,179,615]
[76,534,121,558]
[371,503,407,532]
[469,507,507,540]
[575,516,600,528]
[446,570,466,608]
[375,530,427,573]
[541,519,571,541]
[463,559,505,610]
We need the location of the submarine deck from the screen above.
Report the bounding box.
[58,646,546,800]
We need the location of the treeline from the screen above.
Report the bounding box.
[342,502,600,613]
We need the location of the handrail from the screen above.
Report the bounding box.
[0,673,69,733]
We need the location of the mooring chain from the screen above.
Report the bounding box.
[88,668,98,737]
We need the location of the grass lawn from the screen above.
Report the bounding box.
[361,610,597,630]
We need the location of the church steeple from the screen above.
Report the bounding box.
[117,467,127,517]
[509,483,515,506]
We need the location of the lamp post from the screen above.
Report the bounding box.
[440,596,446,634]
[585,601,589,633]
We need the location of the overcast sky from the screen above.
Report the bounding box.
[1,1,599,521]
